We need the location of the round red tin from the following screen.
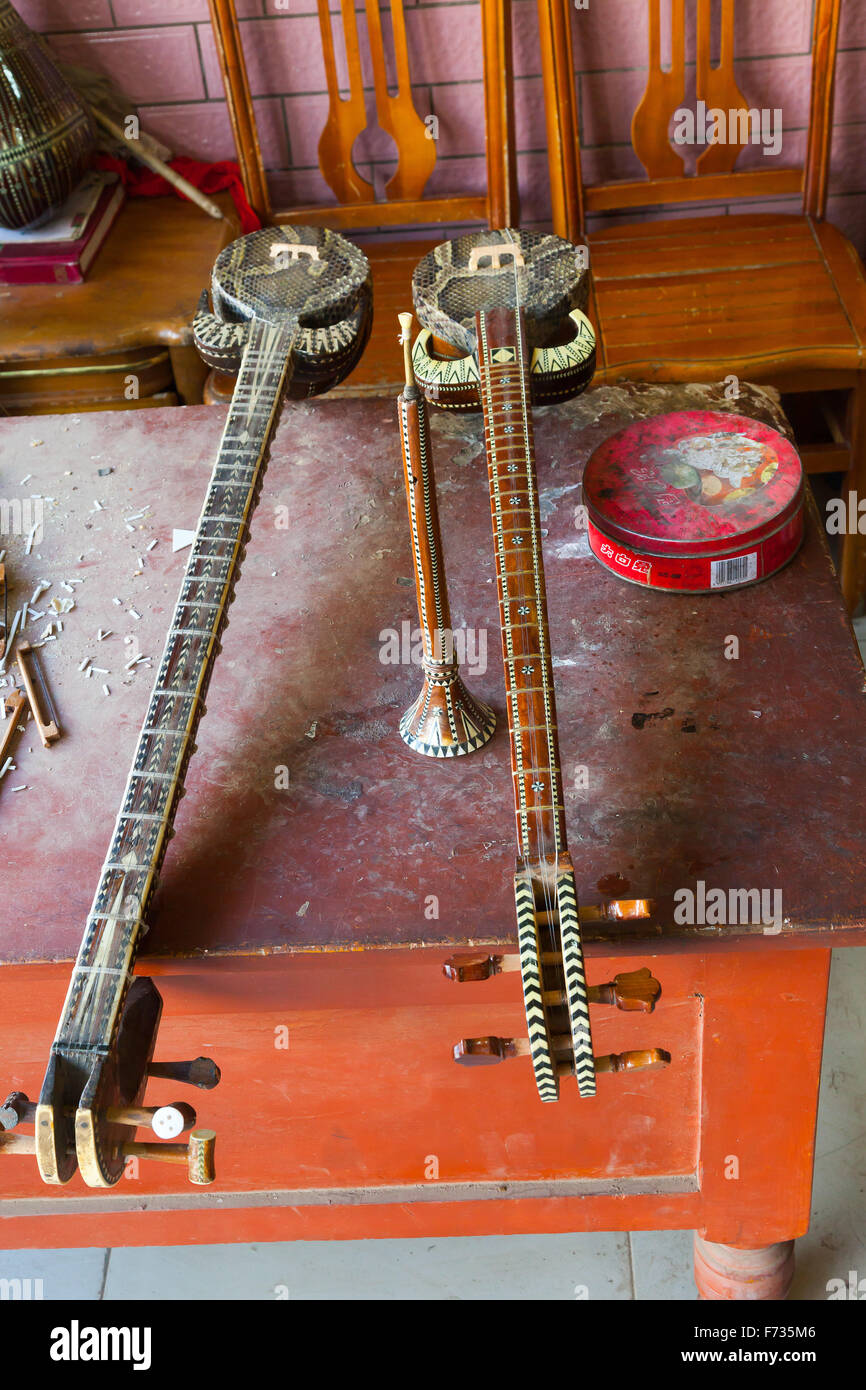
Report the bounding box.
[583,410,804,593]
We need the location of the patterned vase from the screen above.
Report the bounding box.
[0,0,95,229]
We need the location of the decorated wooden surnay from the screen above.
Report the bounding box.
[410,230,668,1100]
[396,312,496,758]
[0,226,371,1188]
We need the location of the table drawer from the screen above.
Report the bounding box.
[2,949,701,1197]
[0,348,176,413]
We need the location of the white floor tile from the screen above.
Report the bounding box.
[103,1232,632,1301]
[0,1246,107,1300]
[791,949,866,1300]
[630,1228,697,1300]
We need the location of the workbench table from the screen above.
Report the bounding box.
[1,381,863,1300]
[0,196,236,414]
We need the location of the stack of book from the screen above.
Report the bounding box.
[0,171,125,286]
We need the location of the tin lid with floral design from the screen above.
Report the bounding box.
[583,411,804,559]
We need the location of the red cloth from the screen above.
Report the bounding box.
[95,154,261,233]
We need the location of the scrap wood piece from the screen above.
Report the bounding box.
[16,642,60,747]
[0,687,27,766]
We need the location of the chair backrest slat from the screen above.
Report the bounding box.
[632,0,686,180]
[207,0,516,231]
[540,0,843,234]
[695,0,749,176]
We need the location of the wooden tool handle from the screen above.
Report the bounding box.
[93,110,225,221]
[16,643,59,746]
[0,688,27,765]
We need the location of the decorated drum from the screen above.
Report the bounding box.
[582,410,804,593]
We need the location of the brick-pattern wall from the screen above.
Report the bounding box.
[13,0,866,256]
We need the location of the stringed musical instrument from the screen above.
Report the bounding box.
[409,231,669,1100]
[0,226,372,1187]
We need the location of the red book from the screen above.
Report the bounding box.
[0,179,125,285]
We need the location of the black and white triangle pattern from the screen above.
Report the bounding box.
[399,699,496,758]
[557,870,596,1097]
[515,877,558,1103]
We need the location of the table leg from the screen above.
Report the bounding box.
[694,1233,795,1300]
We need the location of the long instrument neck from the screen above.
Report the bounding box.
[54,316,295,1058]
[476,306,566,867]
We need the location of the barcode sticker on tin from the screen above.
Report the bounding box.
[710,552,758,588]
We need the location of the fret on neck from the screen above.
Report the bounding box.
[54,316,296,1055]
[476,306,567,864]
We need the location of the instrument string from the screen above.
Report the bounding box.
[502,232,561,1047]
[62,325,292,1057]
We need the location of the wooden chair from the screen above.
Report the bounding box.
[537,0,866,611]
[207,0,517,397]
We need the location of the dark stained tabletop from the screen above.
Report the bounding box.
[1,381,864,964]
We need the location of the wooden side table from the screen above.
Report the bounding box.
[0,195,237,415]
[0,383,862,1300]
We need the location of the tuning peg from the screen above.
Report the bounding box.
[590,967,662,1013]
[0,1127,217,1184]
[594,1048,671,1074]
[539,968,662,1011]
[150,1103,197,1138]
[123,1128,216,1185]
[0,1093,197,1137]
[453,1036,671,1078]
[454,1035,571,1070]
[536,898,655,926]
[0,1091,30,1131]
[146,1057,220,1090]
[0,1131,35,1156]
[105,1101,197,1136]
[443,954,502,982]
[453,1036,520,1064]
[443,954,661,1014]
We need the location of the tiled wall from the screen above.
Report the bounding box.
[13,0,866,255]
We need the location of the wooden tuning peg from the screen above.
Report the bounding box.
[594,1048,671,1074]
[123,1128,216,1185]
[443,954,503,982]
[103,1101,197,1136]
[146,1057,220,1089]
[0,1131,36,1156]
[0,1091,30,1131]
[453,1039,671,1078]
[453,1036,518,1064]
[0,1093,197,1136]
[589,967,661,1013]
[151,1103,197,1139]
